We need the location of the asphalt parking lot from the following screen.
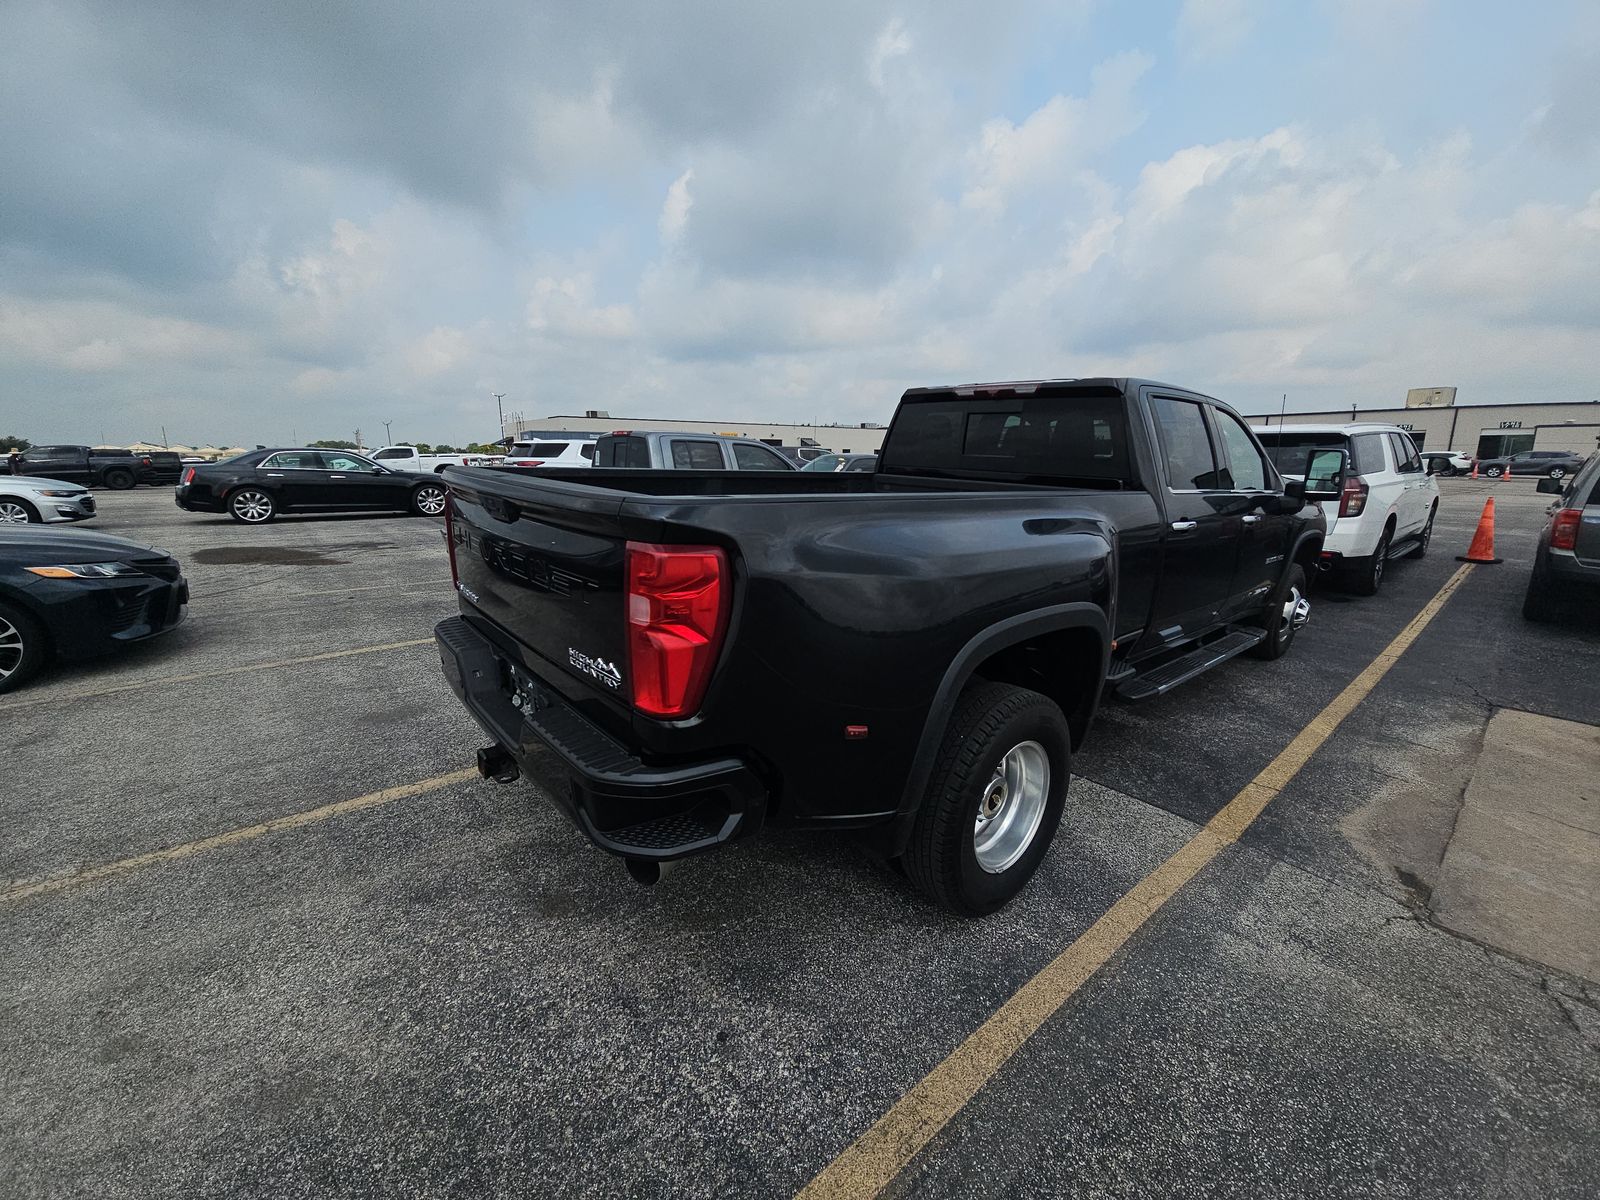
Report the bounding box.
[3,479,1597,1198]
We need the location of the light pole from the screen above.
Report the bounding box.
[493,393,507,441]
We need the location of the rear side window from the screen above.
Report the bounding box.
[579,444,596,461]
[1388,433,1422,473]
[881,391,1132,484]
[670,440,727,470]
[525,442,572,456]
[1152,398,1222,490]
[597,437,651,468]
[263,452,323,469]
[844,456,877,472]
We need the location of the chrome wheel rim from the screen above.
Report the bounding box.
[416,486,446,515]
[1550,468,1565,479]
[973,740,1050,874]
[0,502,30,524]
[1279,585,1310,643]
[231,491,272,522]
[0,615,22,680]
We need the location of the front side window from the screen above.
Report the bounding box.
[323,453,377,471]
[731,442,788,470]
[670,440,727,470]
[1152,398,1222,490]
[373,448,410,460]
[1212,410,1269,490]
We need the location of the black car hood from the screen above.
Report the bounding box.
[0,528,170,564]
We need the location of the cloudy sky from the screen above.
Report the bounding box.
[2,0,1598,448]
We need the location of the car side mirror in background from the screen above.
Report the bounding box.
[1536,477,1564,495]
[1301,448,1348,503]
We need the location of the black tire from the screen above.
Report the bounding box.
[226,488,276,524]
[411,482,447,517]
[102,468,136,490]
[0,601,50,695]
[1249,563,1309,660]
[1349,525,1392,596]
[1521,562,1567,623]
[0,496,40,524]
[904,682,1070,917]
[1408,505,1437,559]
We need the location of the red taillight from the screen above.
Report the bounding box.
[445,493,460,589]
[1338,475,1369,518]
[1551,509,1581,552]
[624,542,729,719]
[181,467,195,485]
[508,459,544,467]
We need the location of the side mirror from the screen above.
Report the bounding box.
[1301,448,1348,502]
[1536,477,1564,495]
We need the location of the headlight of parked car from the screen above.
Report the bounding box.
[24,562,144,579]
[37,489,87,498]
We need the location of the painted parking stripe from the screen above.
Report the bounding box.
[0,637,434,712]
[289,579,453,597]
[798,563,1477,1200]
[1,768,477,903]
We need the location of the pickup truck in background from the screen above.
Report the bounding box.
[13,445,179,490]
[595,430,799,471]
[435,378,1342,914]
[368,445,504,473]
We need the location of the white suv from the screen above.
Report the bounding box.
[1253,424,1440,595]
[502,438,597,468]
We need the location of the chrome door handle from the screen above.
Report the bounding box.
[1170,520,1198,533]
[265,472,285,477]
[329,474,346,479]
[1241,514,1262,524]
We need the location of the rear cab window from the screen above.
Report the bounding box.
[596,437,651,468]
[880,388,1134,486]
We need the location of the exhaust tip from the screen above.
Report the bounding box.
[625,858,677,886]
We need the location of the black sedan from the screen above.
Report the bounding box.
[0,528,188,693]
[175,449,449,524]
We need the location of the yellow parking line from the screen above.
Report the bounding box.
[0,638,435,712]
[798,563,1476,1200]
[1,768,477,904]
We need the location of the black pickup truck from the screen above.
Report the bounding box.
[11,445,181,489]
[435,378,1344,914]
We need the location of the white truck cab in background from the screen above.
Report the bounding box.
[368,446,503,473]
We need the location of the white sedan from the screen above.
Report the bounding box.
[0,475,98,524]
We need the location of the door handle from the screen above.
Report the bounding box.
[265,472,285,477]
[1170,520,1198,533]
[1241,514,1262,524]
[329,474,346,479]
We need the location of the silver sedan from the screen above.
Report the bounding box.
[0,475,98,524]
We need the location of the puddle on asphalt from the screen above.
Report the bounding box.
[191,547,348,566]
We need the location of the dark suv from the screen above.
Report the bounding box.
[1478,449,1590,480]
[1524,455,1600,622]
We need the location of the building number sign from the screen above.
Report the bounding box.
[1498,421,1523,429]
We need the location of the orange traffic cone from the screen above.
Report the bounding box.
[1468,459,1479,479]
[1456,498,1503,564]
[1502,459,1512,480]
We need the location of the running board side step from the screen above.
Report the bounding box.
[1113,627,1266,701]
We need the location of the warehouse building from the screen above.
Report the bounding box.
[516,391,1600,462]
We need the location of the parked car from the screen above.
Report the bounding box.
[772,444,834,465]
[1523,458,1600,622]
[593,431,799,470]
[1477,449,1589,480]
[13,445,163,490]
[801,453,879,473]
[1253,423,1439,595]
[1421,450,1474,476]
[436,377,1337,914]
[174,449,449,524]
[0,528,188,693]
[0,476,97,524]
[501,438,598,468]
[368,445,505,473]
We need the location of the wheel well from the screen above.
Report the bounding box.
[434,464,448,473]
[0,493,40,514]
[1293,536,1322,573]
[968,627,1102,750]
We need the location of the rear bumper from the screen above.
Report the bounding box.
[174,485,224,513]
[435,615,767,861]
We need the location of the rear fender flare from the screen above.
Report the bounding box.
[888,602,1110,855]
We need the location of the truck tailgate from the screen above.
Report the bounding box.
[446,471,631,704]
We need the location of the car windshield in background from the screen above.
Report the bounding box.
[801,454,843,472]
[882,392,1132,484]
[1255,432,1349,477]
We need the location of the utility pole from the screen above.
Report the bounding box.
[161,425,169,449]
[354,427,362,450]
[493,393,507,441]
[383,419,393,445]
